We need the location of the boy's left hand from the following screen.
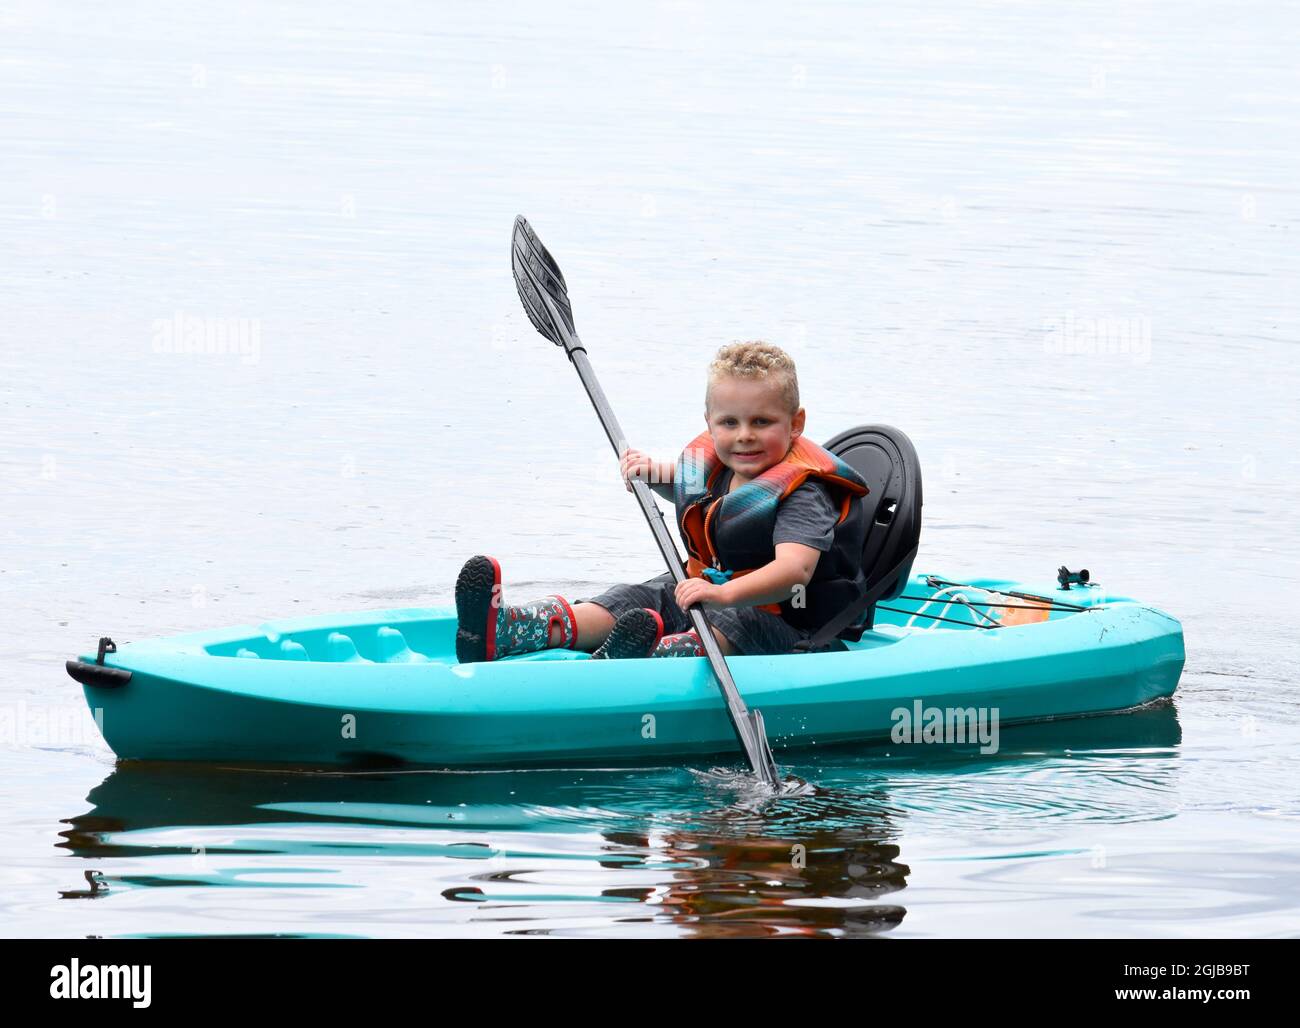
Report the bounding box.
[675,578,731,611]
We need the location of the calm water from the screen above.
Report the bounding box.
[2,0,1298,937]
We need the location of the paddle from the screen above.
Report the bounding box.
[510,215,781,788]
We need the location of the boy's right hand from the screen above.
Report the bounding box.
[620,448,657,493]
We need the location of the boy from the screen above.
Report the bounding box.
[455,341,869,662]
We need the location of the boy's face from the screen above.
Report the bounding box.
[705,376,806,479]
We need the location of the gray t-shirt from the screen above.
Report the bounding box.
[713,468,839,553]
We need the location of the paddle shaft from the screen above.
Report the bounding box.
[509,215,778,785]
[566,347,779,784]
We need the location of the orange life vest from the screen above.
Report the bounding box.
[673,432,870,626]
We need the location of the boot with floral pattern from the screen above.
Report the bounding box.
[650,630,706,658]
[455,555,576,663]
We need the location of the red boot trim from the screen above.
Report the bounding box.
[643,608,665,649]
[484,556,503,662]
[549,595,579,649]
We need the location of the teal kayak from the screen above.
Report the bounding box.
[67,572,1183,769]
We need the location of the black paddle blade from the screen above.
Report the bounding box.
[511,216,576,347]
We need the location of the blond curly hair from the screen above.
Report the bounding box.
[706,341,800,414]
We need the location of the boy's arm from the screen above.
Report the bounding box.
[648,458,675,502]
[720,543,820,607]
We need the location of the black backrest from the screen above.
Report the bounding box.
[823,424,923,607]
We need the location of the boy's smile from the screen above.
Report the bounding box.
[705,376,807,485]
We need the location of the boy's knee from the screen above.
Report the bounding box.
[707,625,736,655]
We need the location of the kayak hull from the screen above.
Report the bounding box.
[72,574,1185,769]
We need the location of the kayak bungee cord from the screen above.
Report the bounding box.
[922,576,1097,612]
[509,216,782,789]
[903,586,1002,630]
[897,597,1096,611]
[888,578,1108,631]
[880,604,1000,630]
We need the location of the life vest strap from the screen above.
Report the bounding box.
[683,560,783,616]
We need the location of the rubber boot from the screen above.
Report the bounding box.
[591,608,664,660]
[650,630,707,658]
[455,555,577,664]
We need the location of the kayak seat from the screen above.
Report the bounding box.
[797,424,923,650]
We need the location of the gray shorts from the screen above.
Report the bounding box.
[577,573,811,656]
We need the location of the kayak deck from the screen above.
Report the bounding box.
[131,574,1116,662]
[72,574,1185,769]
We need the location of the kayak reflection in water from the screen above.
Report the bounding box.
[455,341,872,664]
